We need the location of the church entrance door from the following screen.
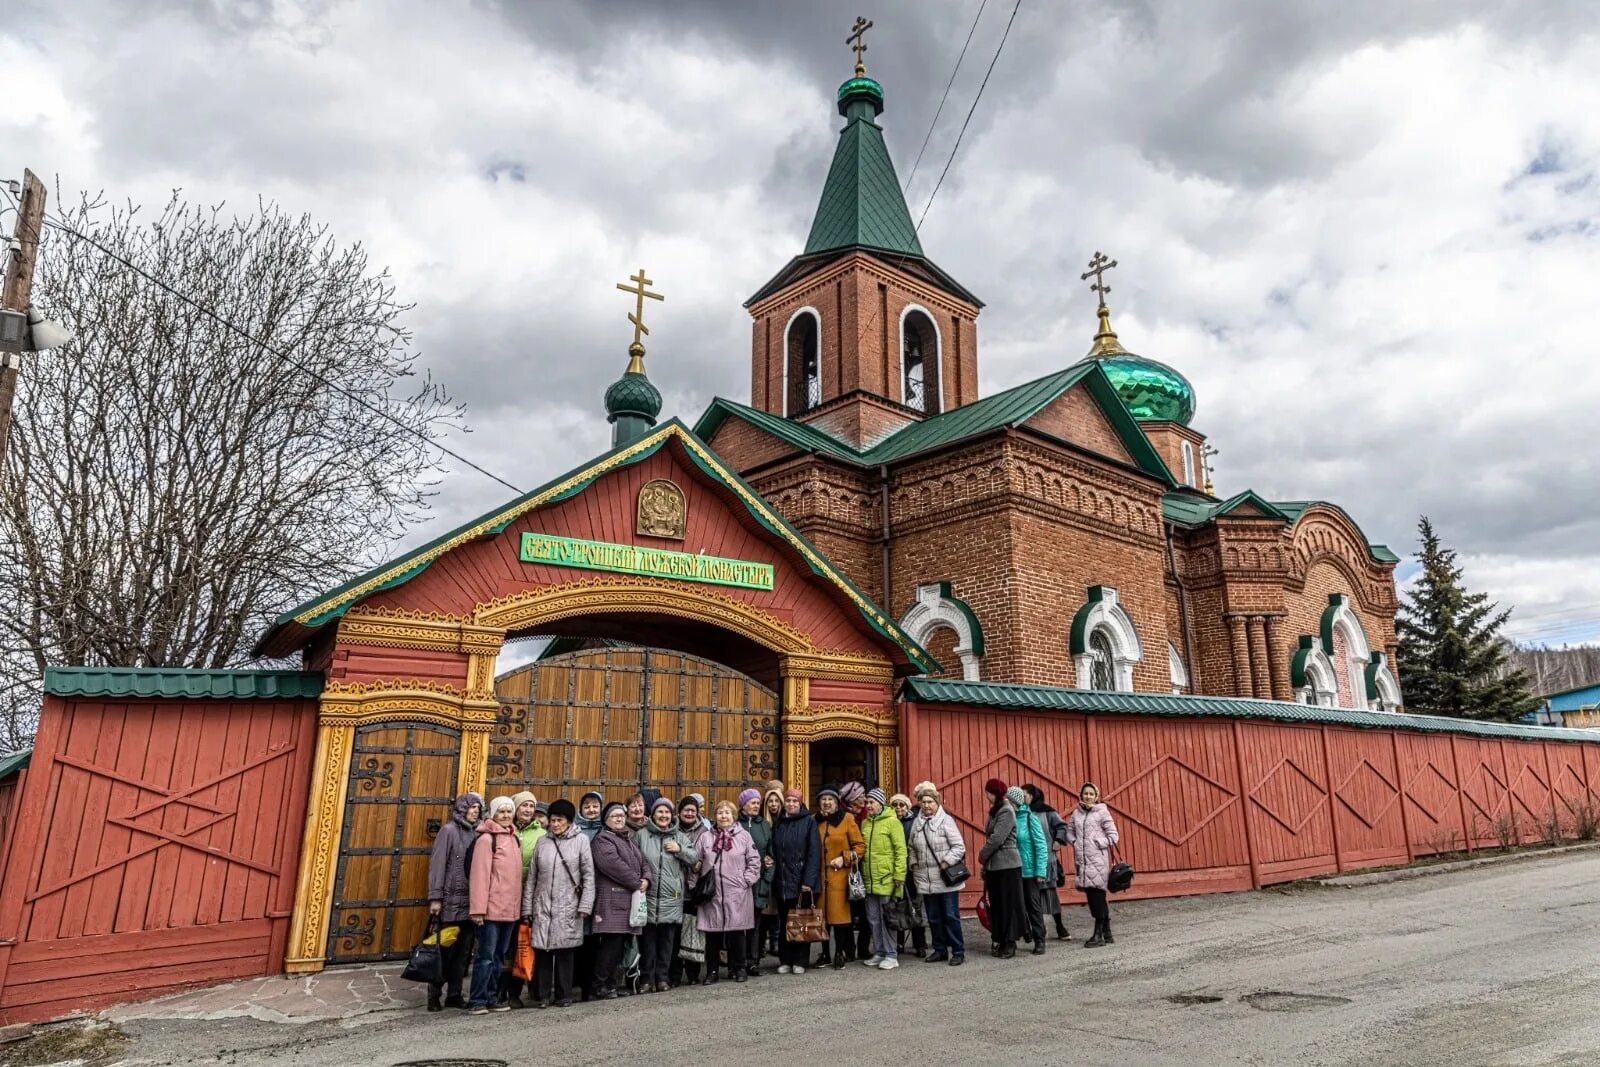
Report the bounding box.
[808,737,878,800]
[489,647,779,804]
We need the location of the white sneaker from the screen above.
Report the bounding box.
[777,965,792,974]
[862,955,883,967]
[878,957,899,970]
[793,965,805,974]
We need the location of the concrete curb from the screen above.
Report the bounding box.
[1315,840,1600,887]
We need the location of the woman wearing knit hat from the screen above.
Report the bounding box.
[859,788,907,970]
[737,787,774,976]
[590,802,648,999]
[908,781,967,965]
[424,792,482,1012]
[521,798,594,1008]
[978,777,1025,958]
[769,787,821,974]
[837,780,872,959]
[888,792,927,960]
[760,783,787,960]
[670,795,711,986]
[465,796,524,1013]
[572,791,605,999]
[814,785,865,968]
[497,791,544,1008]
[1023,784,1072,942]
[637,797,697,992]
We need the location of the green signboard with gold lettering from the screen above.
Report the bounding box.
[519,533,775,591]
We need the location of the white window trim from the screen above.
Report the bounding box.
[781,306,821,417]
[1072,587,1143,692]
[1181,442,1196,487]
[1370,656,1402,712]
[1168,641,1189,694]
[898,304,943,414]
[1295,638,1339,708]
[1325,598,1373,711]
[900,583,982,681]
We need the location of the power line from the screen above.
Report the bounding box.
[6,191,523,495]
[914,0,1024,232]
[901,0,991,197]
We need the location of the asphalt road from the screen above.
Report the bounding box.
[106,850,1600,1067]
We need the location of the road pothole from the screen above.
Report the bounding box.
[1165,993,1225,1005]
[1241,991,1352,1012]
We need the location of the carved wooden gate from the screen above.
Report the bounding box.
[489,648,778,803]
[326,722,461,963]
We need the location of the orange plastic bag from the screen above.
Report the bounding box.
[510,922,535,980]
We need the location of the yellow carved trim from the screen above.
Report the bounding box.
[458,728,490,797]
[339,606,505,654]
[466,651,499,695]
[780,649,895,683]
[285,722,353,974]
[472,578,816,654]
[784,739,808,795]
[782,703,899,743]
[318,679,498,727]
[877,745,899,796]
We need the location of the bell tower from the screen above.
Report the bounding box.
[744,24,983,449]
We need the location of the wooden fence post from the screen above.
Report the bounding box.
[1231,720,1261,888]
[1320,726,1345,872]
[1392,731,1415,862]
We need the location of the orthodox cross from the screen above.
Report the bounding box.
[616,268,665,352]
[1081,251,1118,309]
[848,16,874,77]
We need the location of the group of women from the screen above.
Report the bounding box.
[422,776,1120,1013]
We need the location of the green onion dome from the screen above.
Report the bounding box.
[837,76,885,118]
[1076,307,1196,425]
[604,365,662,422]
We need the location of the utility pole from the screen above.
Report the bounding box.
[0,168,46,469]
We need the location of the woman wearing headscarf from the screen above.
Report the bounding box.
[907,781,966,965]
[859,788,907,970]
[889,792,927,960]
[467,796,525,1014]
[814,786,864,969]
[1023,784,1072,941]
[521,798,594,1008]
[589,801,648,999]
[978,777,1025,959]
[576,791,605,839]
[637,796,697,993]
[770,788,820,974]
[670,794,711,986]
[837,780,871,960]
[1066,782,1121,947]
[737,787,774,976]
[498,791,544,1008]
[1010,785,1050,955]
[424,791,482,1011]
[693,799,762,983]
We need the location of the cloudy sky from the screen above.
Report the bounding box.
[4,0,1598,648]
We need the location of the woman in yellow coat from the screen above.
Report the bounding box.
[815,786,864,969]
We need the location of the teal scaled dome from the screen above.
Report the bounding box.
[604,367,662,421]
[1077,307,1196,425]
[837,75,885,117]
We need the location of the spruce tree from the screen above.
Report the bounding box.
[1396,517,1540,721]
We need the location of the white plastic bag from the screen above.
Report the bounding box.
[629,888,648,928]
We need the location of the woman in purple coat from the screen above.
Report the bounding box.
[590,802,648,998]
[1066,782,1120,948]
[692,799,762,983]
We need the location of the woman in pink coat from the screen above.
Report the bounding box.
[1065,782,1120,948]
[467,796,527,1013]
[692,799,762,984]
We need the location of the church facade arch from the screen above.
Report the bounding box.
[1070,585,1143,692]
[899,581,984,681]
[1290,635,1339,707]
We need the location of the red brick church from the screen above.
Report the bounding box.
[695,64,1404,714]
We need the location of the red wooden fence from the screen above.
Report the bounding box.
[0,694,319,1024]
[901,700,1600,907]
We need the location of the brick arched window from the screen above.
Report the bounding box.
[900,306,941,415]
[785,308,821,416]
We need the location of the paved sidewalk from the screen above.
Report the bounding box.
[101,964,420,1027]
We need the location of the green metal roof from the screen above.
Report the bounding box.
[0,748,30,781]
[43,667,325,701]
[901,677,1600,744]
[700,364,1176,486]
[804,87,922,259]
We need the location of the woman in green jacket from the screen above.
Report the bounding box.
[736,787,773,977]
[859,788,907,970]
[1009,786,1050,955]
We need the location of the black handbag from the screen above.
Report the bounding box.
[885,892,926,932]
[1107,845,1135,893]
[687,851,719,913]
[922,820,971,886]
[401,917,446,984]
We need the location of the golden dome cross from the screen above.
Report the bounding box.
[1081,251,1118,310]
[616,268,665,359]
[848,16,874,77]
